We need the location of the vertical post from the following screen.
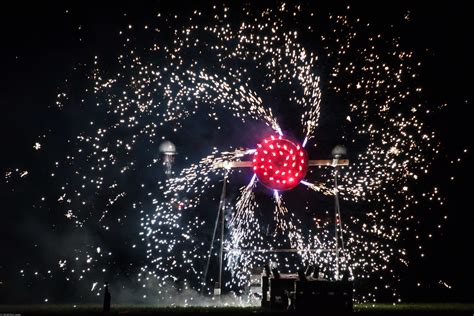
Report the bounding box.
[334,165,340,281]
[217,174,226,295]
[201,172,227,295]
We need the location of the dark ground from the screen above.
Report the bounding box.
[1,304,474,315]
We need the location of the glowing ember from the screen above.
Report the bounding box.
[252,135,308,190]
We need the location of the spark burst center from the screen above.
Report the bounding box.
[252,135,308,191]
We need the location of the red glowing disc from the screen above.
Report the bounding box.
[252,135,308,191]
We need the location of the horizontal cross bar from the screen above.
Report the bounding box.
[225,248,335,253]
[309,159,349,167]
[217,159,349,169]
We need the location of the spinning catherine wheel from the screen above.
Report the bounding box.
[252,135,308,191]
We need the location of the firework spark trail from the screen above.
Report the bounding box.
[227,184,314,289]
[90,59,282,135]
[289,46,322,141]
[161,148,247,200]
[221,21,322,139]
[272,192,312,262]
[159,68,282,133]
[226,177,264,288]
[301,180,334,196]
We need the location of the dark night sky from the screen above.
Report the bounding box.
[0,0,472,304]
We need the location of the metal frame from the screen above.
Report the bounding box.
[202,157,349,295]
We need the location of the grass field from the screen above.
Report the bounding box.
[1,303,474,315]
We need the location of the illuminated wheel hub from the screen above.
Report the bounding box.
[252,135,308,191]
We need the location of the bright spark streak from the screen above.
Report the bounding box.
[302,137,308,148]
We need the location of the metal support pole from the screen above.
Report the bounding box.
[217,175,226,295]
[334,165,340,281]
[201,172,227,295]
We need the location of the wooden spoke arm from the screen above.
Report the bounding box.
[308,159,349,167]
[216,159,349,169]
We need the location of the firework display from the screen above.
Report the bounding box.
[2,2,469,308]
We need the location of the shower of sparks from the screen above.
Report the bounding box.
[6,2,462,305]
